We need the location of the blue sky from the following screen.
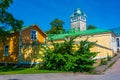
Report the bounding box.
[8,0,120,31]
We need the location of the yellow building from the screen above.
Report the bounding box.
[111,27,120,51]
[47,8,117,62]
[48,29,117,60]
[0,25,47,64]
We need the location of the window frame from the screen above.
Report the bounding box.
[116,38,120,47]
[30,30,37,41]
[4,45,9,56]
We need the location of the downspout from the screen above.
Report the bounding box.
[45,37,47,44]
[45,36,48,48]
[18,31,22,64]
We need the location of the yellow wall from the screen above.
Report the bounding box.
[48,33,114,59]
[20,25,47,63]
[74,33,111,48]
[21,45,44,63]
[47,39,64,44]
[90,45,113,58]
[22,25,46,45]
[74,33,114,58]
[0,32,19,63]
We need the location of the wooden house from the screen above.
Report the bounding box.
[0,25,47,65]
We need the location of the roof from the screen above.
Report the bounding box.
[110,27,120,36]
[10,25,31,33]
[10,25,47,37]
[48,29,112,40]
[70,8,87,18]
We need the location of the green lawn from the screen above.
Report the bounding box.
[0,66,66,75]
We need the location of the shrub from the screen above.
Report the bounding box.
[42,37,98,72]
[113,53,117,57]
[74,38,98,72]
[42,37,75,71]
[107,56,112,61]
[101,59,107,65]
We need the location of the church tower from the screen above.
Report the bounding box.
[70,8,87,31]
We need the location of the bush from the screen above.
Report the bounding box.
[101,59,107,65]
[42,37,75,71]
[107,56,112,61]
[113,53,117,57]
[74,38,98,72]
[42,37,98,72]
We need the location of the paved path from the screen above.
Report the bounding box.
[95,53,120,73]
[0,58,120,80]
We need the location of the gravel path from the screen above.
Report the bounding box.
[0,58,120,80]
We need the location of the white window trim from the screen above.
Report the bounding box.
[4,45,9,56]
[30,30,37,41]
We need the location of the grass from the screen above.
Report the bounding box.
[0,66,66,75]
[103,60,117,72]
[103,55,120,72]
[108,61,116,68]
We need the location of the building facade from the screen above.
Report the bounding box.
[48,8,118,61]
[0,25,47,64]
[48,29,117,58]
[111,27,120,51]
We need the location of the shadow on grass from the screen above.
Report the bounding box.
[0,66,25,72]
[8,79,22,80]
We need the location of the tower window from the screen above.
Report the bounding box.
[31,30,37,40]
[81,16,85,20]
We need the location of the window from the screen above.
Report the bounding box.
[117,38,119,47]
[112,37,115,42]
[4,45,9,56]
[31,30,37,40]
[81,16,86,20]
